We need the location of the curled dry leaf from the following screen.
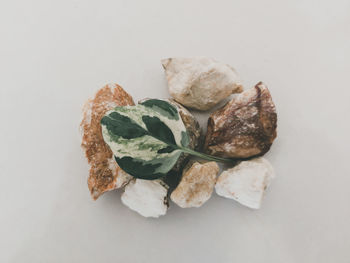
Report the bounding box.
[80,84,134,200]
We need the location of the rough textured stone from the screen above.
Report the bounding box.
[121,179,169,218]
[80,84,134,200]
[170,161,219,208]
[215,157,275,209]
[162,57,243,111]
[205,82,277,158]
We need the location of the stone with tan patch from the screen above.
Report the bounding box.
[170,161,219,208]
[80,84,134,200]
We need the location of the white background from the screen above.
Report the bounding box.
[1,0,349,262]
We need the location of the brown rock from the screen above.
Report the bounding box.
[170,161,219,208]
[80,84,134,200]
[204,82,277,158]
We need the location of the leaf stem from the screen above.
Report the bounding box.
[179,147,238,164]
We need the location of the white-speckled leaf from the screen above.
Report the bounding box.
[101,99,190,179]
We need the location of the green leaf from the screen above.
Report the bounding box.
[101,99,189,179]
[101,112,147,139]
[142,115,176,145]
[140,99,179,120]
[101,99,239,180]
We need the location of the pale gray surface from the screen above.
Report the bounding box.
[1,0,350,262]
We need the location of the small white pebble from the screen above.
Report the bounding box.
[215,158,275,209]
[121,179,169,218]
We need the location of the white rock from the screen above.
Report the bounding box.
[215,158,275,209]
[161,57,243,110]
[121,179,169,218]
[170,161,219,208]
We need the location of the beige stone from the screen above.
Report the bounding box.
[162,57,242,111]
[171,161,219,208]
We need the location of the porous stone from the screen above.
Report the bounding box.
[121,179,169,218]
[205,82,277,158]
[162,57,243,111]
[215,157,275,209]
[80,84,134,200]
[170,161,219,208]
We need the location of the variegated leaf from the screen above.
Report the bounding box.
[101,99,190,179]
